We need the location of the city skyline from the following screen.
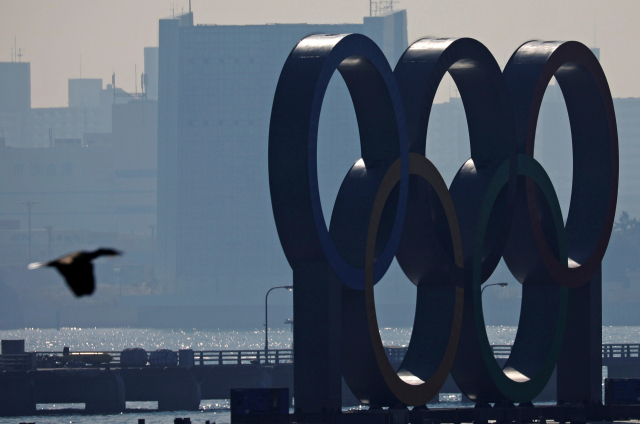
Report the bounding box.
[0,2,637,330]
[2,0,640,107]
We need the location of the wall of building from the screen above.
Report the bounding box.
[68,79,102,108]
[0,62,31,148]
[156,11,409,307]
[613,97,640,220]
[144,47,159,101]
[0,62,30,113]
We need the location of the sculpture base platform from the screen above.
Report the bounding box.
[288,404,640,424]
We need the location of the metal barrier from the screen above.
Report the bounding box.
[0,353,36,370]
[602,344,640,358]
[491,345,513,358]
[194,349,293,365]
[384,344,640,363]
[7,344,636,369]
[28,349,294,368]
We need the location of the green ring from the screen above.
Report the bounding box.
[473,154,568,402]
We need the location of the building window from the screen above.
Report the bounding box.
[62,163,74,176]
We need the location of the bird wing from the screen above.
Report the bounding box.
[87,248,123,260]
[56,261,95,297]
[28,262,45,270]
[56,251,85,265]
[28,253,81,269]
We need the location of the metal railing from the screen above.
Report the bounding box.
[1,344,635,370]
[35,350,122,367]
[602,344,640,358]
[384,344,640,363]
[194,349,293,365]
[0,353,36,370]
[29,349,294,368]
[491,344,640,359]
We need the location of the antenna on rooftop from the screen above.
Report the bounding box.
[189,0,192,13]
[12,37,25,62]
[80,54,82,78]
[369,0,396,17]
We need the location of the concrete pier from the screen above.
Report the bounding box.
[0,371,35,415]
[32,368,125,413]
[191,363,293,401]
[119,367,200,411]
[0,343,637,416]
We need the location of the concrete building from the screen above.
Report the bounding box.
[28,82,134,148]
[612,97,640,220]
[0,62,31,147]
[1,55,158,149]
[156,10,410,311]
[424,97,470,186]
[144,47,159,101]
[0,98,157,238]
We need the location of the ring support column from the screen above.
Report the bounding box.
[293,262,342,413]
[557,266,603,405]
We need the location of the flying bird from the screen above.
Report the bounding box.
[28,248,123,297]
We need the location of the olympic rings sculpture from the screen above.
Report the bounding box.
[268,34,618,406]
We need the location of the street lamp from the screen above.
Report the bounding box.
[481,282,508,295]
[265,285,293,363]
[22,200,38,264]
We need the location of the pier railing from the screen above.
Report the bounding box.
[602,344,640,358]
[32,348,294,368]
[386,344,640,362]
[9,344,639,370]
[0,353,36,371]
[194,349,294,365]
[491,344,640,359]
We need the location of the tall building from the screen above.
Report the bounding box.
[28,81,132,148]
[0,98,157,237]
[68,79,103,108]
[612,97,640,219]
[144,47,159,101]
[0,62,31,147]
[157,10,410,306]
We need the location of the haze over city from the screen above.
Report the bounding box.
[0,0,638,331]
[3,0,640,107]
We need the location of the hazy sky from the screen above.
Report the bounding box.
[2,0,640,108]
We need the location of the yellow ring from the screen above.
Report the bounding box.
[364,152,464,405]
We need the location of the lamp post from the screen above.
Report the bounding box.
[22,200,38,264]
[265,285,293,363]
[481,282,508,295]
[44,225,53,259]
